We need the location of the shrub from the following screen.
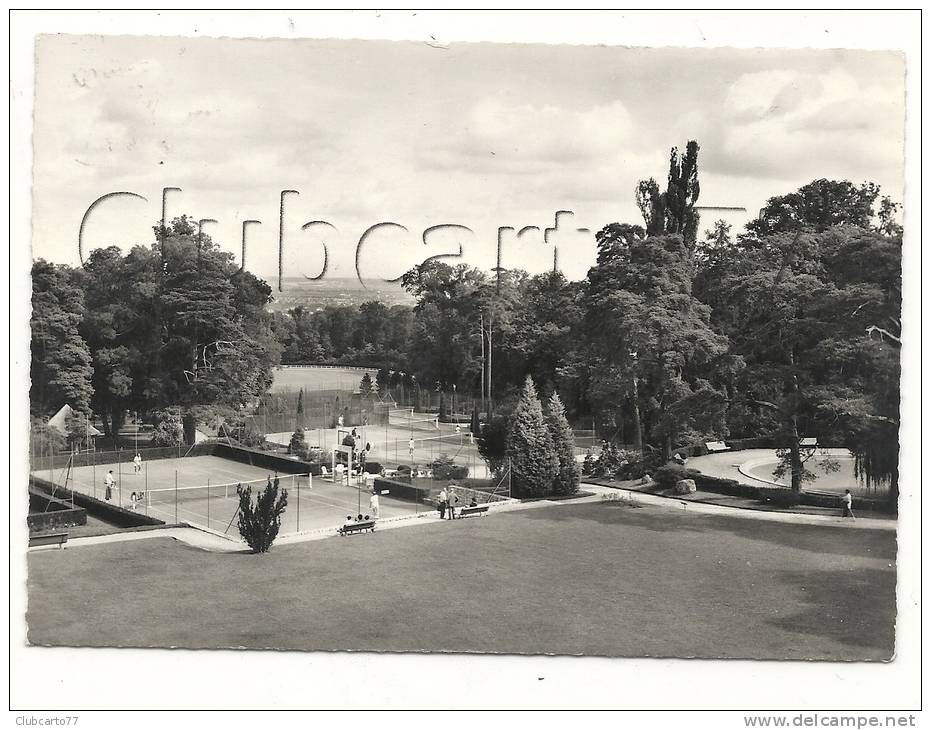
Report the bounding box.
[615,457,653,481]
[30,418,66,456]
[362,461,383,475]
[585,442,656,480]
[152,418,183,447]
[430,454,469,480]
[652,464,701,489]
[289,429,308,459]
[478,415,510,477]
[237,476,288,553]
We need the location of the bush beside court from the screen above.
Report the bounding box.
[27,501,895,659]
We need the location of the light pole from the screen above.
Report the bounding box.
[629,350,643,455]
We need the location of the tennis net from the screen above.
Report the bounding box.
[387,410,441,432]
[143,472,312,509]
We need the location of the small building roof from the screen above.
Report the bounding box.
[48,404,102,436]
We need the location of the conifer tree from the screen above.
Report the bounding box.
[289,428,307,459]
[296,388,305,430]
[375,368,390,397]
[545,392,581,495]
[506,376,558,497]
[359,372,374,397]
[237,475,288,553]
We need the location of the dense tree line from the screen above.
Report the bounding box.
[30,215,280,436]
[271,300,412,369]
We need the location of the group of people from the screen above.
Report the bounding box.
[101,453,144,504]
[436,486,478,520]
[336,491,381,528]
[344,513,373,526]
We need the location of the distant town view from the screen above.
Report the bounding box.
[268,277,415,313]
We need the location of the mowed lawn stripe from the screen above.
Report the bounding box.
[26,502,896,659]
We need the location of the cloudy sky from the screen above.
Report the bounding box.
[32,35,905,284]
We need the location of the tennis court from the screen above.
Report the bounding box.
[268,409,489,478]
[32,454,426,537]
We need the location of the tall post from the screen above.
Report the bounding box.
[296,473,300,533]
[92,447,97,499]
[175,470,179,523]
[629,350,643,456]
[118,451,123,507]
[207,477,211,529]
[480,314,485,410]
[487,313,493,409]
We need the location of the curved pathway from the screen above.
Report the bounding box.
[578,483,895,530]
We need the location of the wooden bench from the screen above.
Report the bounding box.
[458,505,489,518]
[29,531,69,550]
[337,521,375,536]
[705,441,730,453]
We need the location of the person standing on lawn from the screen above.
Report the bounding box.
[437,487,448,520]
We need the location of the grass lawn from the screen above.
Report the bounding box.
[26,501,896,659]
[270,366,376,393]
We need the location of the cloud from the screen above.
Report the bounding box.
[419,96,636,174]
[709,66,904,187]
[31,37,907,278]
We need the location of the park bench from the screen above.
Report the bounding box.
[337,520,375,536]
[705,441,729,453]
[799,437,818,448]
[29,531,69,550]
[458,505,489,518]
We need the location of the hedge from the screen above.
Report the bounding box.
[31,443,216,473]
[648,468,891,513]
[362,461,383,475]
[30,476,166,527]
[27,488,87,532]
[212,442,322,476]
[373,476,430,504]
